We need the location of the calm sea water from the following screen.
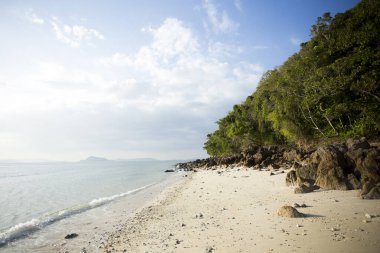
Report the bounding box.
[0,160,180,246]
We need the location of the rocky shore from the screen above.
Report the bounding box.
[176,138,380,199]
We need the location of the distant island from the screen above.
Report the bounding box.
[80,156,109,162]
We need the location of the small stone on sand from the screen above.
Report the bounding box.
[277,206,305,218]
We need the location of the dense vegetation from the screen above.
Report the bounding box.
[204,0,380,157]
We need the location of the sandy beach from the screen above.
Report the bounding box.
[102,167,380,253]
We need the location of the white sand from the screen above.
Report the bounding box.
[104,167,380,253]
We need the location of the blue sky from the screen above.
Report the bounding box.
[0,0,360,161]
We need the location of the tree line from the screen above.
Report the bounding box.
[204,0,380,157]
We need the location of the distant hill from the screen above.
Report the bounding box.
[81,156,109,162]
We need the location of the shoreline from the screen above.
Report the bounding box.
[103,166,380,253]
[1,172,186,253]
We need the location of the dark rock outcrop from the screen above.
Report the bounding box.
[175,137,379,199]
[314,145,350,190]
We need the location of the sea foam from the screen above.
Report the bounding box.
[0,183,153,246]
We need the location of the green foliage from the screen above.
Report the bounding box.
[204,0,380,157]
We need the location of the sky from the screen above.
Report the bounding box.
[0,0,360,161]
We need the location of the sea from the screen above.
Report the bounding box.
[0,159,184,252]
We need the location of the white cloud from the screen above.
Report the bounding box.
[25,9,44,25]
[290,36,301,46]
[208,41,244,58]
[99,18,262,111]
[50,17,104,48]
[234,0,243,12]
[202,0,239,33]
[0,17,263,160]
[98,53,133,67]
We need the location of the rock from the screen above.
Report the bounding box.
[268,164,280,171]
[346,148,380,185]
[165,169,175,173]
[362,184,380,199]
[65,233,78,239]
[294,183,315,194]
[277,205,305,218]
[364,213,372,219]
[361,181,374,196]
[346,137,370,150]
[283,149,303,162]
[285,170,297,186]
[346,173,361,190]
[314,145,349,190]
[252,164,261,170]
[293,203,300,208]
[296,164,318,186]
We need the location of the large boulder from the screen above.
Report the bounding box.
[315,145,350,190]
[295,152,319,184]
[346,147,380,185]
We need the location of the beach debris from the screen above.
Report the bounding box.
[206,246,215,252]
[277,206,305,218]
[196,213,204,219]
[164,169,175,173]
[364,213,372,219]
[65,233,79,239]
[181,223,186,227]
[294,203,308,208]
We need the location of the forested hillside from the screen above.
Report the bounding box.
[204,0,380,157]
